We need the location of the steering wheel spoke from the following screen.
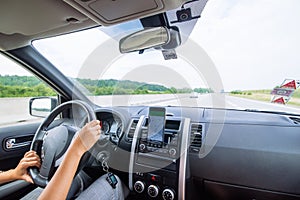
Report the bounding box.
[39,145,56,179]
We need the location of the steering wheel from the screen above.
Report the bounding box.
[29,100,96,188]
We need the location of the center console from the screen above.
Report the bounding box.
[129,108,190,200]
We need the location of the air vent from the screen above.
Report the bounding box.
[189,123,203,153]
[289,117,300,124]
[127,119,139,140]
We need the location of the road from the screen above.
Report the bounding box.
[147,93,300,114]
[1,94,300,127]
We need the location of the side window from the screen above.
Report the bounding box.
[0,54,57,128]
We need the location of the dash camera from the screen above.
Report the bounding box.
[176,8,192,22]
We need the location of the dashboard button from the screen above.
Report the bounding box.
[169,148,177,157]
[148,174,160,182]
[148,185,159,198]
[162,188,175,200]
[134,181,145,193]
[139,143,146,151]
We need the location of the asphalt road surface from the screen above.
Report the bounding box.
[149,93,300,114]
[1,94,300,127]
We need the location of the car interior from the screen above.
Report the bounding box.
[1,0,300,200]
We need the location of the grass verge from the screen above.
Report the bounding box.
[230,90,300,108]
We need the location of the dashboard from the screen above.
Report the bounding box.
[91,106,300,200]
[96,111,125,144]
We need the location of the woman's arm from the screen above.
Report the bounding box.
[0,151,40,184]
[38,120,101,200]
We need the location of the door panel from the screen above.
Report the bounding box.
[0,122,40,170]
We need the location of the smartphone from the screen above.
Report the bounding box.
[147,107,166,143]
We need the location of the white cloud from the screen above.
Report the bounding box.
[0,54,32,76]
[33,28,110,78]
[191,0,300,91]
[10,0,300,92]
[101,51,207,89]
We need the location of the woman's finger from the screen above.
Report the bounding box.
[22,156,40,163]
[21,160,41,169]
[89,120,100,127]
[24,150,35,157]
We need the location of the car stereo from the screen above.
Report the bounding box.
[131,109,186,200]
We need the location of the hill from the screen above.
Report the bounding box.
[0,75,212,97]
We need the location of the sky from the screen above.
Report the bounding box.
[1,0,300,91]
[192,0,300,90]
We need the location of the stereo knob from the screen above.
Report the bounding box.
[134,181,145,193]
[139,143,146,151]
[169,148,176,156]
[162,188,175,200]
[147,185,159,198]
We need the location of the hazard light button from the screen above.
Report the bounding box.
[148,174,160,182]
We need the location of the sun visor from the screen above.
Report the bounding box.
[63,0,190,26]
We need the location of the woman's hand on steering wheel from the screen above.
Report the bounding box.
[38,120,102,200]
[29,100,99,188]
[74,120,101,155]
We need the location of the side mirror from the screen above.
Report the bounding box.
[119,26,170,53]
[29,97,58,118]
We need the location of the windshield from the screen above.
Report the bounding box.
[33,0,300,114]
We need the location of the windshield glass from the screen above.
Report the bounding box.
[33,0,300,114]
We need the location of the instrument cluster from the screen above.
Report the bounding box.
[97,112,124,144]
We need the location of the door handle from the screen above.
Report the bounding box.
[5,138,31,150]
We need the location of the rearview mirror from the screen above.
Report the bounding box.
[119,27,170,53]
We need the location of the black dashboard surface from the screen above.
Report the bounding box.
[95,106,300,199]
